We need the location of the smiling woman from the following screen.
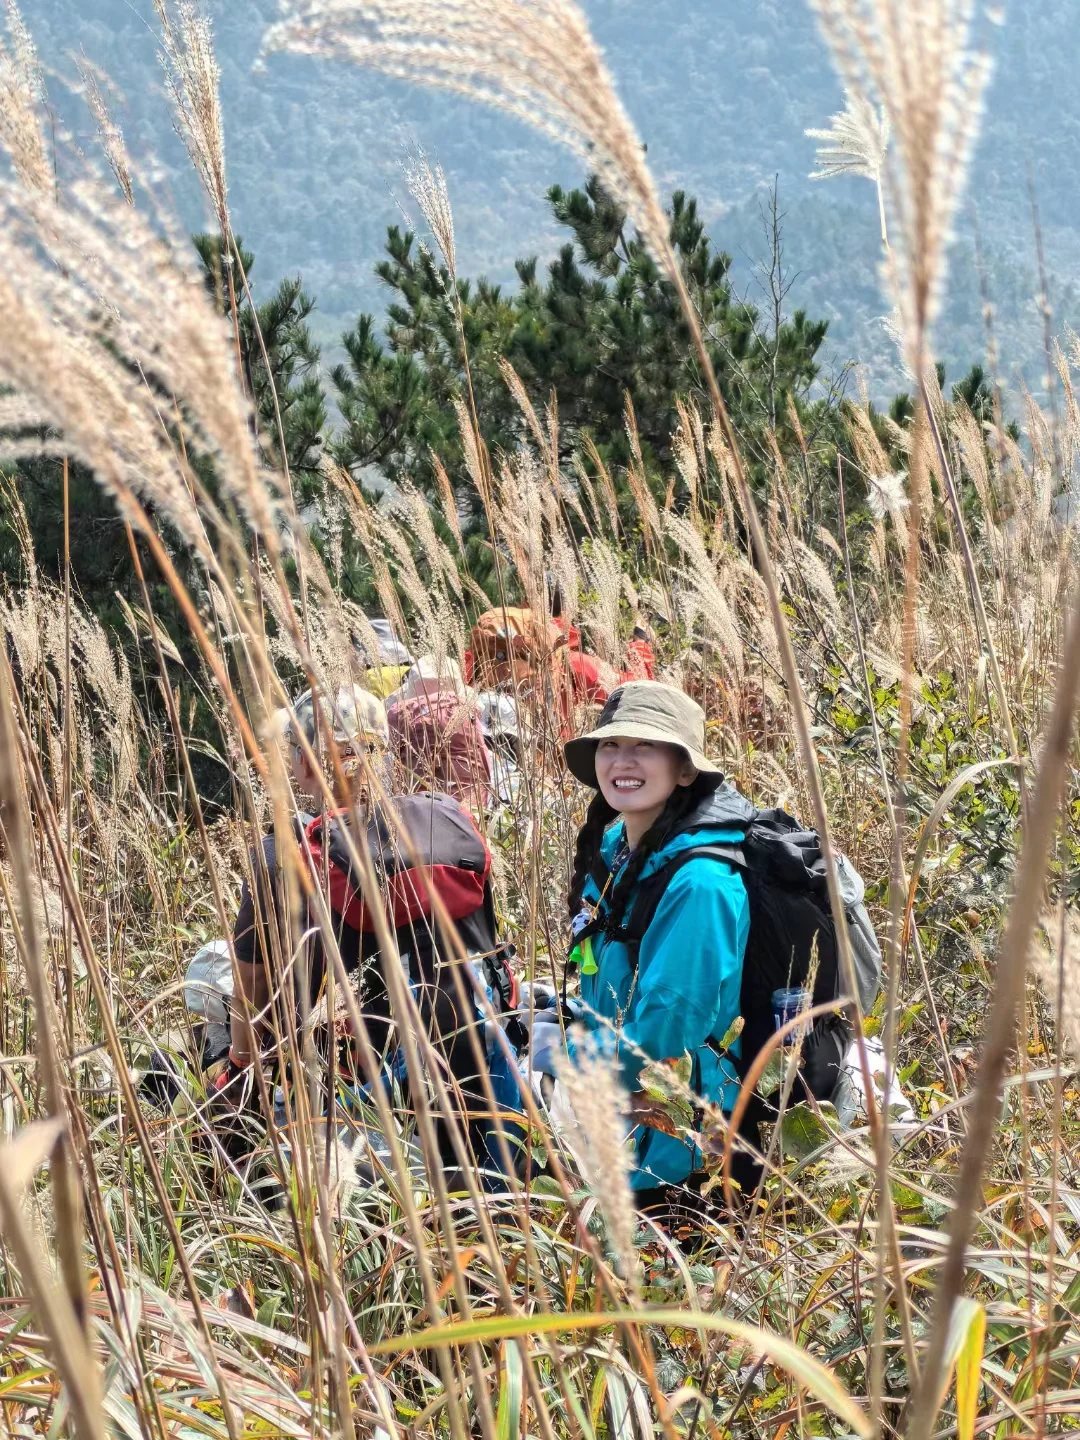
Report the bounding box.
[555,681,754,1224]
[594,736,698,846]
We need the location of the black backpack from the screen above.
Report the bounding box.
[584,792,881,1101]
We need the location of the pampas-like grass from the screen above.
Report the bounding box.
[665,512,746,685]
[866,470,910,522]
[807,89,890,184]
[0,0,48,194]
[554,1040,638,1288]
[807,89,890,243]
[430,450,466,552]
[153,0,228,231]
[0,178,275,552]
[74,57,134,206]
[579,539,623,668]
[262,0,675,268]
[406,150,456,280]
[808,0,992,377]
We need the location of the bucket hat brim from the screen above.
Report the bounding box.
[564,719,720,789]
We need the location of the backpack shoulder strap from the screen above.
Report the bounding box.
[616,843,746,968]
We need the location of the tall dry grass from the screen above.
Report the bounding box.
[0,2,1077,1438]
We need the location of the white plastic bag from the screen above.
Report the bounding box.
[832,1034,916,1130]
[183,940,234,1025]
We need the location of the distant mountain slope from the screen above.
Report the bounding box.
[29,0,1080,400]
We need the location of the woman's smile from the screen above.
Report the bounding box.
[594,736,697,846]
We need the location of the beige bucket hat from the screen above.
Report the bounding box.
[564,680,720,789]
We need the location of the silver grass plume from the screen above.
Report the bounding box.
[808,0,992,380]
[75,57,134,205]
[547,530,579,624]
[495,450,548,614]
[664,512,745,685]
[866,470,910,522]
[580,539,623,667]
[0,0,49,194]
[788,537,842,618]
[394,482,464,603]
[807,88,889,243]
[261,0,675,268]
[428,451,466,555]
[807,88,889,181]
[406,150,456,279]
[0,178,273,552]
[65,607,136,796]
[554,1040,638,1287]
[154,0,228,230]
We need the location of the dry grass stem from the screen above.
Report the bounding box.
[75,56,134,204]
[0,0,49,193]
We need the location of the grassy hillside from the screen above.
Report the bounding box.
[5,2,1080,1436]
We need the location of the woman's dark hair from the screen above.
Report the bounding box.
[568,790,617,919]
[567,769,720,924]
[605,772,719,931]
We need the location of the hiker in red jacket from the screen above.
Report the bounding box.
[460,586,656,715]
[549,581,657,704]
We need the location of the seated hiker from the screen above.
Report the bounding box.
[224,684,520,1182]
[556,681,751,1217]
[548,580,656,704]
[227,683,391,1068]
[549,681,881,1227]
[277,684,388,806]
[386,655,493,814]
[358,616,413,699]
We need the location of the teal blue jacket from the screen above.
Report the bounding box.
[570,785,753,1189]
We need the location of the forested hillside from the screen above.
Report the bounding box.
[30,0,1080,398]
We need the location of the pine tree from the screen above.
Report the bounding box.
[194,235,327,500]
[330,175,830,538]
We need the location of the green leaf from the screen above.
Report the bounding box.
[495,1341,523,1440]
[758,1050,786,1098]
[369,1307,871,1438]
[937,1298,985,1440]
[779,1103,833,1160]
[718,1015,744,1051]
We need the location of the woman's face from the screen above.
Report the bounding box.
[594,737,696,840]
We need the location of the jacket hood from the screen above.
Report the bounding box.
[598,781,755,879]
[678,780,756,834]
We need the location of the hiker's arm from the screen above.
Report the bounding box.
[614,860,748,1091]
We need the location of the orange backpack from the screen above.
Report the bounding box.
[468,607,566,692]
